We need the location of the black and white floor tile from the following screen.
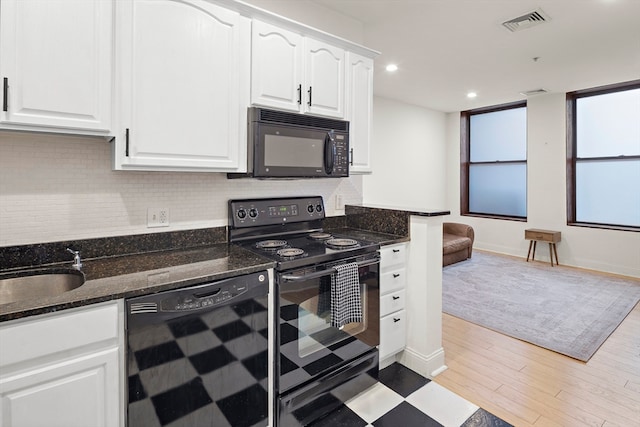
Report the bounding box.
[310,363,513,427]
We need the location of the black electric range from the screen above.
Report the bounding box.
[228,196,381,427]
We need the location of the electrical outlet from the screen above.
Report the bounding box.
[147,208,169,228]
[336,194,344,210]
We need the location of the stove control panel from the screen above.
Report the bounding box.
[229,196,325,228]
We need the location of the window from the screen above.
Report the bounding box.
[567,81,640,230]
[461,101,527,219]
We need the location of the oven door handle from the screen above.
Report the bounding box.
[280,257,380,282]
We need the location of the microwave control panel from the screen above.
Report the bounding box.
[229,196,325,228]
[332,134,349,175]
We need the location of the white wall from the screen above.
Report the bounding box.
[363,97,448,209]
[445,93,640,277]
[0,132,362,246]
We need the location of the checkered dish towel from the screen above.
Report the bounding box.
[330,262,363,328]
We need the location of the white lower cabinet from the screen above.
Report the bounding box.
[0,301,124,427]
[380,309,406,358]
[379,243,408,362]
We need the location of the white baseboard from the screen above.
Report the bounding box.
[398,347,447,379]
[378,354,398,370]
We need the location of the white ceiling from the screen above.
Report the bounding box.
[313,0,640,112]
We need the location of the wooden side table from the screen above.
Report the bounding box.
[525,229,561,266]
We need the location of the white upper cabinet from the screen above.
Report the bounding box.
[304,38,345,118]
[113,0,249,171]
[251,21,304,113]
[0,0,113,134]
[346,52,374,174]
[251,20,345,119]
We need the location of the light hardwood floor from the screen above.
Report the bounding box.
[435,300,640,426]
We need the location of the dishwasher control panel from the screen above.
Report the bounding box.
[161,282,248,312]
[127,271,268,317]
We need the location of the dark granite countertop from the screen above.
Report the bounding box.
[348,204,450,217]
[327,227,409,246]
[343,204,449,239]
[0,243,273,322]
[0,211,419,323]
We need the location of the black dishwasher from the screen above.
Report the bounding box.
[126,271,269,427]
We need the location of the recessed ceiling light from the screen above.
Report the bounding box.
[467,92,477,98]
[386,64,398,72]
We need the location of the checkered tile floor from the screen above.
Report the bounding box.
[310,363,513,427]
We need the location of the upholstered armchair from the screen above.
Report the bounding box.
[443,222,474,266]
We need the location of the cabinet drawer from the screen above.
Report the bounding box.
[380,310,406,360]
[380,289,405,317]
[0,301,119,368]
[525,229,560,243]
[380,244,406,270]
[380,268,406,294]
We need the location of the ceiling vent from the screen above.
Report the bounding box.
[520,88,548,97]
[502,8,550,32]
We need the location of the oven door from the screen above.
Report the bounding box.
[275,254,379,395]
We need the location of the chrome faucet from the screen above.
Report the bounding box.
[66,248,83,269]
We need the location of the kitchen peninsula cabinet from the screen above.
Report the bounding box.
[379,243,408,365]
[251,19,345,119]
[113,0,249,172]
[0,301,123,427]
[0,0,113,135]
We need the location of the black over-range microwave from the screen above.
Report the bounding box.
[228,107,350,179]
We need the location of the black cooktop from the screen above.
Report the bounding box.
[228,196,379,270]
[238,231,379,271]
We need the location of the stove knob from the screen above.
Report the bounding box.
[249,208,259,218]
[315,204,323,213]
[237,209,247,219]
[307,204,314,213]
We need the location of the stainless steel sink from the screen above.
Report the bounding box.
[0,269,85,304]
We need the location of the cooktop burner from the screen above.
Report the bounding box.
[256,240,288,250]
[325,238,360,249]
[308,232,333,240]
[276,248,306,258]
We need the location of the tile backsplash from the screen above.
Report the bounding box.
[0,132,363,246]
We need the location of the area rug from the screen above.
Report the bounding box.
[442,251,640,361]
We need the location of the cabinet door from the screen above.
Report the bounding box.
[346,52,374,173]
[115,0,246,171]
[251,20,303,113]
[304,38,345,118]
[0,0,112,133]
[0,348,120,427]
[0,301,123,427]
[380,310,406,360]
